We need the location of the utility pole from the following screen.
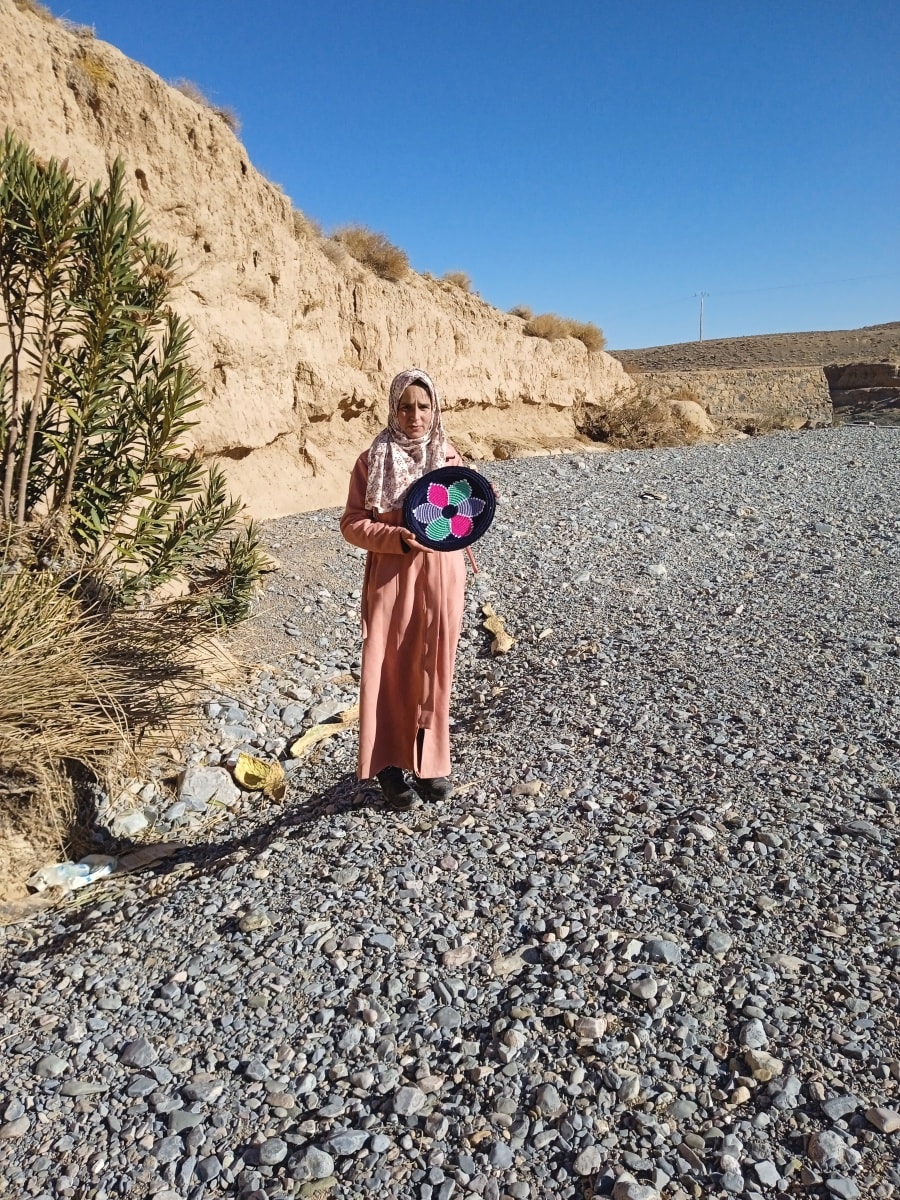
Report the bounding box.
[696,291,709,341]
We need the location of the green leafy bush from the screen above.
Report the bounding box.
[0,129,262,618]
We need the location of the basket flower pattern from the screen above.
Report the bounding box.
[412,478,485,543]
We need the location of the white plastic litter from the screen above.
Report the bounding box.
[28,855,118,893]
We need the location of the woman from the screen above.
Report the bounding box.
[340,368,466,810]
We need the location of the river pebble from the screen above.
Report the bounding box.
[1,428,898,1199]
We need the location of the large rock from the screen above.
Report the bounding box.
[0,0,634,516]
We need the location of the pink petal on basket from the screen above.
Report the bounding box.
[427,483,449,508]
[450,514,473,538]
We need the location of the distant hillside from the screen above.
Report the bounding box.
[611,321,900,372]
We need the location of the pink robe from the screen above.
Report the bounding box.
[340,447,467,780]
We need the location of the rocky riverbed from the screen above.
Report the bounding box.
[1,427,899,1200]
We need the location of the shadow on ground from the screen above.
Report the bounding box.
[0,771,386,975]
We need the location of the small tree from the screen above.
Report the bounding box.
[0,130,262,619]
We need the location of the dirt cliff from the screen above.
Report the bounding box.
[0,0,633,516]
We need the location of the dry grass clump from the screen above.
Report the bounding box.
[330,225,409,282]
[524,312,606,353]
[321,239,350,269]
[0,536,210,897]
[292,208,322,240]
[567,320,606,353]
[12,0,56,20]
[10,0,93,37]
[172,78,207,105]
[579,394,701,450]
[173,79,242,134]
[442,271,472,292]
[0,563,119,893]
[739,408,799,435]
[524,312,570,341]
[74,49,114,89]
[508,304,533,320]
[214,106,241,135]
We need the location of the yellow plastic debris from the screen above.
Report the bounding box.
[233,753,286,801]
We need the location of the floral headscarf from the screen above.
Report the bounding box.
[365,368,447,512]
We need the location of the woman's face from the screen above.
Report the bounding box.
[396,384,433,438]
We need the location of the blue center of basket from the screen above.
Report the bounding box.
[441,504,458,519]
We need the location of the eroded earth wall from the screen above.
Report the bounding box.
[0,0,633,515]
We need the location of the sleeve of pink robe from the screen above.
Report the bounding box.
[339,453,409,555]
[339,447,466,781]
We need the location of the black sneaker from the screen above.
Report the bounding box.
[376,767,418,811]
[417,776,454,803]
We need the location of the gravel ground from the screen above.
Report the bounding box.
[1,426,899,1200]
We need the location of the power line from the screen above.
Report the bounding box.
[714,270,900,299]
[607,270,900,323]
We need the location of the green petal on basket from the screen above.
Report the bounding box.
[426,516,452,541]
[448,480,472,505]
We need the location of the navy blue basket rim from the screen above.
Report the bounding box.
[402,466,496,551]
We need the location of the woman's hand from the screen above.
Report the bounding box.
[400,529,436,554]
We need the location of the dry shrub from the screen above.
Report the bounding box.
[0,758,74,901]
[0,542,211,897]
[321,239,350,269]
[568,320,606,353]
[173,79,241,134]
[60,18,95,36]
[508,304,533,320]
[0,565,120,893]
[214,106,241,135]
[739,408,799,435]
[579,394,702,450]
[524,312,570,341]
[12,0,56,20]
[293,208,322,240]
[442,271,472,292]
[173,78,208,106]
[331,225,409,282]
[524,312,606,352]
[74,50,114,89]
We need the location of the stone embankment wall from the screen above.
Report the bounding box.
[824,362,900,415]
[0,0,634,517]
[633,367,833,429]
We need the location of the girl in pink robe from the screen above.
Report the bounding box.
[340,369,466,809]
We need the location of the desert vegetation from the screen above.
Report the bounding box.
[0,130,263,885]
[0,560,212,888]
[12,0,55,20]
[292,207,322,241]
[524,311,606,353]
[579,392,701,449]
[329,225,409,282]
[172,78,241,135]
[442,271,473,292]
[73,47,114,89]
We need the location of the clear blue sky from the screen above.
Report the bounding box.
[50,0,899,349]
